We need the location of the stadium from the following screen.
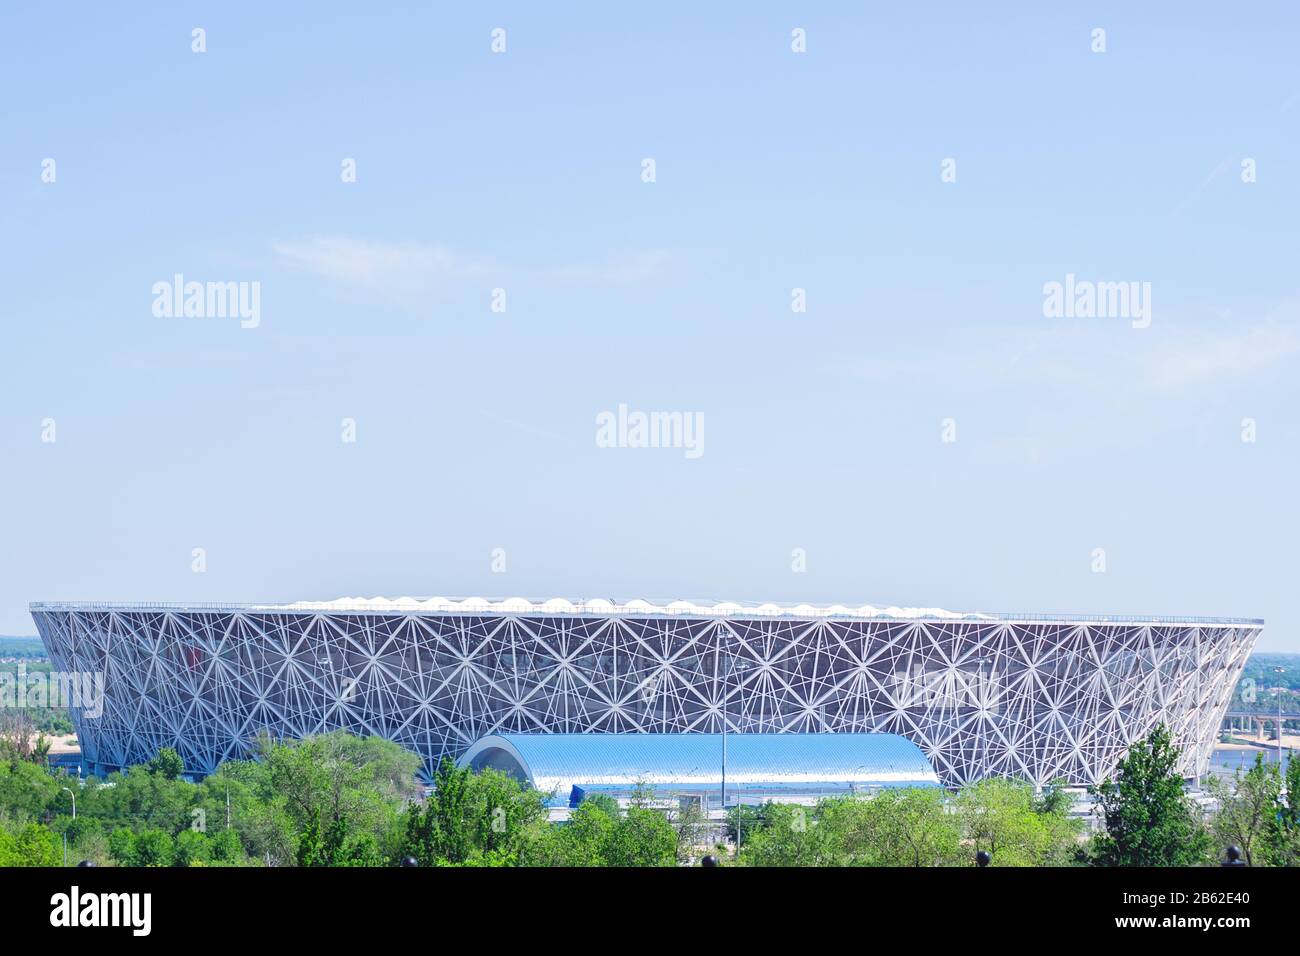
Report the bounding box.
[30,598,1261,789]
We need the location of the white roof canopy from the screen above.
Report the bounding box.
[272,596,987,620]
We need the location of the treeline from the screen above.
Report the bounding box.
[0,729,689,867]
[400,761,682,866]
[1091,724,1300,866]
[729,725,1300,867]
[0,637,48,660]
[1,724,1298,866]
[1,732,423,866]
[0,681,76,736]
[1240,653,1300,692]
[732,778,1082,866]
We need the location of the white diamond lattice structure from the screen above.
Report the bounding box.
[30,601,1261,787]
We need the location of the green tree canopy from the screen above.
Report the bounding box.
[401,758,550,866]
[0,822,61,866]
[819,787,964,866]
[145,747,185,780]
[1090,724,1210,866]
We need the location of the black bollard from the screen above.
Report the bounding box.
[400,855,420,867]
[975,850,991,867]
[701,855,719,867]
[76,860,97,867]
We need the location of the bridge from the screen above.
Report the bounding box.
[1221,711,1300,740]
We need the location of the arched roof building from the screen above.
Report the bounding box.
[458,732,940,807]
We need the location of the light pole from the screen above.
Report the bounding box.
[720,700,727,813]
[718,629,730,811]
[976,654,991,781]
[1273,666,1287,768]
[716,628,742,845]
[60,787,76,867]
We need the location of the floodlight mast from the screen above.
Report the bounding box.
[719,627,728,811]
[1274,666,1287,768]
[718,628,741,845]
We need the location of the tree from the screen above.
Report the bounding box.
[951,777,1085,867]
[820,788,964,866]
[0,823,60,866]
[403,758,473,864]
[738,802,835,866]
[546,798,617,866]
[0,712,45,763]
[108,827,138,865]
[57,814,101,847]
[603,804,677,866]
[32,734,52,766]
[209,828,246,864]
[1208,753,1281,866]
[1090,724,1210,866]
[242,731,419,866]
[146,748,185,781]
[671,799,711,864]
[174,829,213,867]
[0,729,426,868]
[134,828,175,867]
[0,756,61,821]
[76,765,193,835]
[1034,779,1073,817]
[725,803,768,845]
[296,806,327,866]
[1029,779,1088,865]
[462,763,550,860]
[1276,753,1300,866]
[582,792,620,817]
[69,827,112,868]
[198,767,294,866]
[401,758,550,866]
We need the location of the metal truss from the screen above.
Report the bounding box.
[31,606,1259,787]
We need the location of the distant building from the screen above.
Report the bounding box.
[31,598,1261,786]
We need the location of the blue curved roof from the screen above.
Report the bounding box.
[458,733,940,806]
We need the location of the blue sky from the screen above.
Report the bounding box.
[1,4,1297,649]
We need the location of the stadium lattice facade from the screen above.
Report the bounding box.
[30,599,1261,787]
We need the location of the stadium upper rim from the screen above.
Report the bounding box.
[28,597,1265,627]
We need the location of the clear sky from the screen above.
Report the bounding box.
[1,4,1297,649]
